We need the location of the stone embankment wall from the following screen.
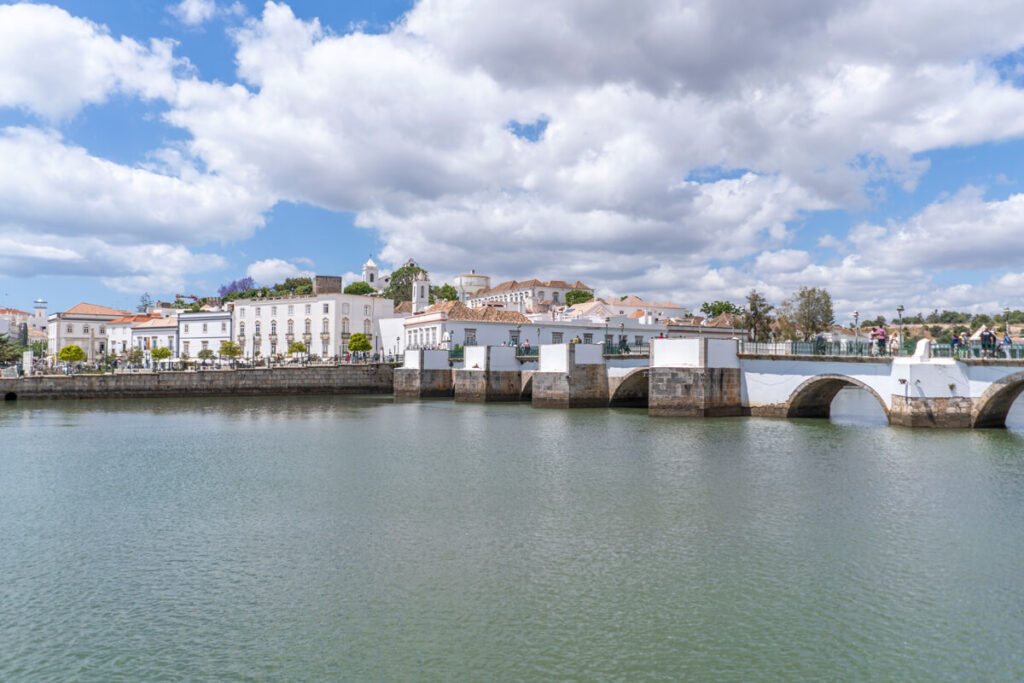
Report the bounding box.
[648,367,742,417]
[0,365,394,400]
[394,368,454,399]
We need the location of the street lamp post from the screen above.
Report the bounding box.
[853,310,859,348]
[896,305,904,356]
[619,322,625,352]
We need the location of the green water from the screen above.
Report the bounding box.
[2,393,1024,680]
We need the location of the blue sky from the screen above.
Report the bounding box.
[4,0,1024,318]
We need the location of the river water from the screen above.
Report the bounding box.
[2,391,1024,680]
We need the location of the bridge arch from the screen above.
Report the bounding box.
[609,368,649,407]
[3,392,16,402]
[520,373,534,400]
[785,374,889,421]
[972,370,1024,428]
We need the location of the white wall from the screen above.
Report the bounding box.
[651,338,702,367]
[539,344,570,373]
[706,339,740,368]
[574,344,604,365]
[464,346,488,370]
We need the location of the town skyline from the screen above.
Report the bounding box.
[4,1,1024,318]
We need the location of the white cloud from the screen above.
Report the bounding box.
[169,0,217,26]
[0,3,184,119]
[245,258,314,284]
[0,126,270,244]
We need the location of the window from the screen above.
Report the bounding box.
[342,303,350,315]
[322,318,329,333]
[305,318,311,334]
[552,332,564,344]
[537,291,545,300]
[583,333,593,344]
[99,326,105,334]
[271,306,277,316]
[369,273,374,282]
[363,305,371,316]
[255,322,261,335]
[83,325,90,333]
[605,334,613,344]
[322,340,329,355]
[323,303,329,314]
[270,321,277,335]
[202,323,208,333]
[202,341,208,351]
[66,324,73,334]
[287,319,294,334]
[255,307,261,316]
[183,342,190,355]
[305,304,311,315]
[238,322,245,335]
[184,324,190,334]
[465,328,477,346]
[635,335,644,346]
[552,292,560,303]
[364,319,372,335]
[342,318,350,334]
[221,322,227,332]
[287,305,294,315]
[239,308,246,317]
[509,330,520,345]
[168,336,174,348]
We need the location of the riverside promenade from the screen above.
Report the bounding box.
[0,364,393,400]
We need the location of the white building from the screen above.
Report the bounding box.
[465,278,593,313]
[231,289,395,360]
[48,302,131,362]
[394,300,680,353]
[29,299,47,332]
[453,269,491,301]
[178,310,232,358]
[131,316,178,363]
[558,296,690,322]
[107,313,161,356]
[361,258,384,291]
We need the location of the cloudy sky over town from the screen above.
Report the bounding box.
[3,0,1024,318]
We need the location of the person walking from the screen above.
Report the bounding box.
[1003,330,1013,359]
[875,326,887,356]
[980,326,997,358]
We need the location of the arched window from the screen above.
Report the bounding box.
[322,318,329,333]
[552,292,559,303]
[238,322,245,336]
[342,318,350,334]
[305,318,311,334]
[255,321,261,335]
[270,320,277,335]
[364,319,372,335]
[287,319,294,334]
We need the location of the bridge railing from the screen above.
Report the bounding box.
[602,343,650,356]
[931,342,1024,359]
[741,341,887,357]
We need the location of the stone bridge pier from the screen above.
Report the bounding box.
[394,349,453,399]
[532,344,609,408]
[454,346,522,402]
[648,338,743,417]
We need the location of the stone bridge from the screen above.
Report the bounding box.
[397,339,1024,428]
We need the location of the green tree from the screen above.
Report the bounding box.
[786,286,834,340]
[0,333,21,362]
[219,341,243,359]
[344,281,376,295]
[288,341,307,354]
[137,292,152,313]
[58,345,87,362]
[347,332,372,352]
[127,348,145,365]
[151,347,172,361]
[431,283,459,302]
[197,349,216,361]
[700,300,743,317]
[565,289,594,306]
[382,264,427,303]
[743,289,775,342]
[30,340,47,357]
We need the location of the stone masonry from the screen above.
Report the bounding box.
[648,367,742,417]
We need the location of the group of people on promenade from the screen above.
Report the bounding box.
[867,326,900,356]
[950,326,1014,359]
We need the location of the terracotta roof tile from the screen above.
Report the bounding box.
[64,302,132,317]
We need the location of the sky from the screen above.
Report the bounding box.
[3,1,1024,322]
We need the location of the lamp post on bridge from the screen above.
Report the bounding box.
[853,310,859,348]
[896,305,904,356]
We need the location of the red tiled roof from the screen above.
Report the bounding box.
[108,314,160,325]
[0,307,30,316]
[64,302,131,317]
[471,279,592,298]
[413,300,530,323]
